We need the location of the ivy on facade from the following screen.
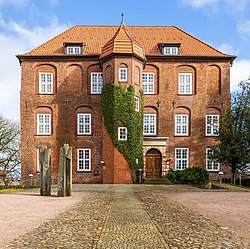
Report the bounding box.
[101,83,144,171]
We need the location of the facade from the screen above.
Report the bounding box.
[18,22,236,183]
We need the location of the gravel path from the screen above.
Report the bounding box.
[2,191,113,248]
[1,185,249,248]
[135,190,249,249]
[0,191,85,247]
[164,191,250,243]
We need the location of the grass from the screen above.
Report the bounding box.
[143,178,172,185]
[0,188,23,194]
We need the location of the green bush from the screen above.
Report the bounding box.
[168,167,209,187]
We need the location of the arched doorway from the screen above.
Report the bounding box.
[145,149,162,178]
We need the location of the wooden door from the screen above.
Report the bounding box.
[145,154,162,178]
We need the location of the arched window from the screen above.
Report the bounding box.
[35,107,52,135]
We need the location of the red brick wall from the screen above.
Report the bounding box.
[20,55,232,182]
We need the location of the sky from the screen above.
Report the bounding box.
[1,0,250,120]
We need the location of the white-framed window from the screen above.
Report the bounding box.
[175,115,189,136]
[91,72,103,94]
[118,127,127,141]
[206,148,220,171]
[135,97,140,112]
[78,114,91,135]
[175,148,189,170]
[206,115,219,136]
[143,73,154,94]
[66,46,81,54]
[163,47,179,55]
[39,72,53,94]
[144,114,156,135]
[37,114,51,135]
[77,149,91,171]
[119,68,128,81]
[179,73,192,94]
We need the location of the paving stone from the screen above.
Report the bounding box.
[96,186,168,249]
[2,185,249,249]
[135,190,249,249]
[3,191,113,249]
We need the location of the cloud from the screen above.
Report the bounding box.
[0,16,69,120]
[230,59,250,92]
[182,0,248,13]
[216,43,239,55]
[0,0,30,6]
[182,0,219,8]
[47,0,59,6]
[237,20,250,36]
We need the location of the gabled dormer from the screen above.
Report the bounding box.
[64,42,85,55]
[158,43,181,55]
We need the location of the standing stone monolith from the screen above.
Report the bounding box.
[58,144,72,197]
[39,146,51,196]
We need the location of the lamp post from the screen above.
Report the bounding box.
[100,160,106,170]
[28,173,33,187]
[100,160,106,183]
[218,171,224,189]
[238,169,242,186]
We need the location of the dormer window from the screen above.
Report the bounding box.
[158,43,180,55]
[67,46,81,54]
[64,42,85,55]
[163,47,179,55]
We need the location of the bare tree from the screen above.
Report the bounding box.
[0,115,20,188]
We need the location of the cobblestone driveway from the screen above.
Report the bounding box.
[2,185,250,248]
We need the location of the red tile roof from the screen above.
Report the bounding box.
[21,25,234,58]
[100,23,145,60]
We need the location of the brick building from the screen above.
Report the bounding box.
[17,21,236,183]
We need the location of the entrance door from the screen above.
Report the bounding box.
[145,149,162,178]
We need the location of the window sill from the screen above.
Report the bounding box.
[77,170,92,173]
[35,134,52,136]
[37,93,54,95]
[177,94,193,96]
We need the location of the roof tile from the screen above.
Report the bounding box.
[21,25,233,58]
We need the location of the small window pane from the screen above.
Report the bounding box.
[178,73,192,94]
[144,114,156,135]
[39,73,53,94]
[78,114,91,135]
[143,73,154,94]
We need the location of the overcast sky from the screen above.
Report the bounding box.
[1,0,250,120]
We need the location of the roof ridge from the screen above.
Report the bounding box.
[74,25,177,27]
[173,26,233,57]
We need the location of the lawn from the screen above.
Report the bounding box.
[0,188,23,194]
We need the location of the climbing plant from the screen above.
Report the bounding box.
[101,83,144,171]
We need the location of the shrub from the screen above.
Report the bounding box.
[168,167,209,187]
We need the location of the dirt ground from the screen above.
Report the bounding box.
[1,186,250,246]
[164,192,250,243]
[0,191,85,247]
